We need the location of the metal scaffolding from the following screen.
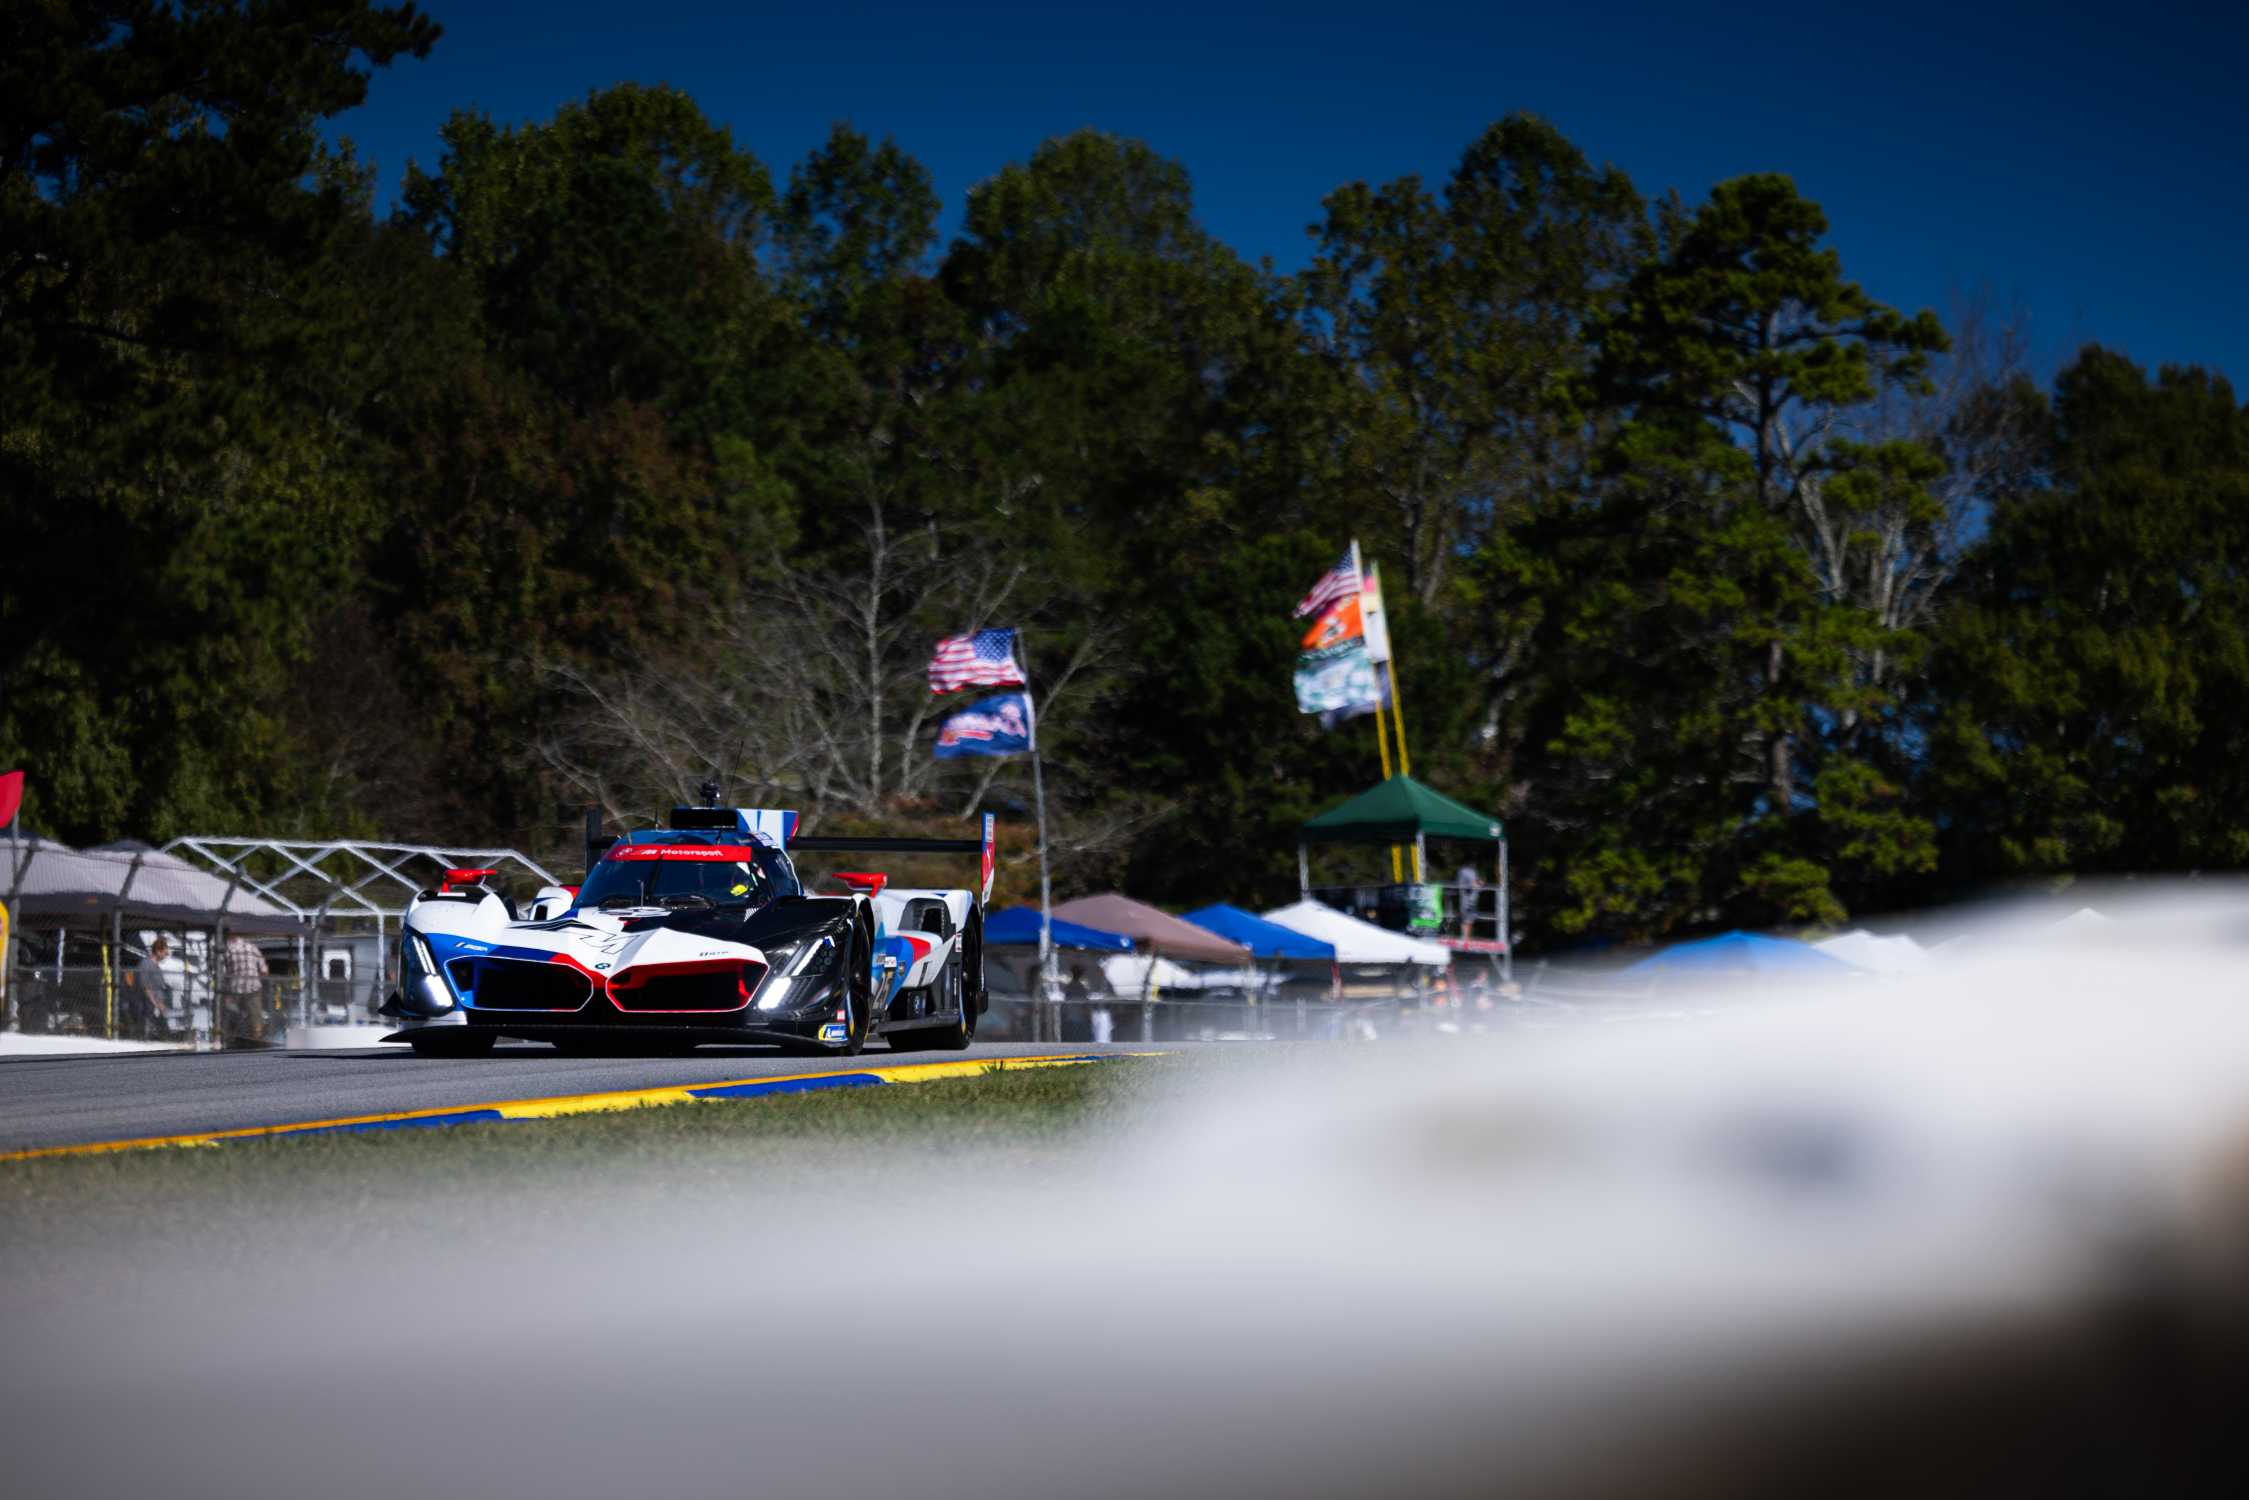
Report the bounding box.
[161,838,558,924]
[161,838,561,1022]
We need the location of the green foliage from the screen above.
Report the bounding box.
[0,0,439,838]
[1927,349,2249,879]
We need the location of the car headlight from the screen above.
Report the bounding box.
[755,936,838,1012]
[788,936,837,978]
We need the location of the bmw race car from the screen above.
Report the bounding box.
[380,804,991,1057]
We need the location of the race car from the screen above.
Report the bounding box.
[379,804,991,1057]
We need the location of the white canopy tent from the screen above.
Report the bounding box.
[1260,899,1452,967]
[5,837,301,932]
[1099,956,1282,996]
[1813,930,1930,977]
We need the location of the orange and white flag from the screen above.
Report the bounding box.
[1301,595,1362,651]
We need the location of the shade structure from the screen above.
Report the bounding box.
[4,838,304,933]
[1182,903,1336,961]
[982,906,1134,953]
[1051,893,1252,965]
[1259,900,1451,966]
[1814,930,1929,976]
[1300,775,1502,846]
[1625,931,1861,976]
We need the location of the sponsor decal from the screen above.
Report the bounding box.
[606,844,760,862]
[819,1022,848,1043]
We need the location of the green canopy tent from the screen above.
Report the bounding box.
[1297,775,1510,972]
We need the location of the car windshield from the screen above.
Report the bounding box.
[576,843,799,911]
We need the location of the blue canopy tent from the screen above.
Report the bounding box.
[983,905,1134,953]
[1625,930,1862,976]
[1182,904,1337,961]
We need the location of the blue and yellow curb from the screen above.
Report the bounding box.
[0,1053,1114,1163]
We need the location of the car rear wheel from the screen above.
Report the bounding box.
[930,954,974,1051]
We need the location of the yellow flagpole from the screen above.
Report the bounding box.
[1386,653,1410,778]
[1384,642,1420,881]
[1354,540,1404,884]
[1373,693,1400,882]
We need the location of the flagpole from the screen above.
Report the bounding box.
[1355,543,1402,884]
[1025,664,1057,1038]
[1383,645,1420,881]
[1032,744,1054,999]
[1372,690,1399,882]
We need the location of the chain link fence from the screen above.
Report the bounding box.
[5,962,311,1050]
[2,925,373,1050]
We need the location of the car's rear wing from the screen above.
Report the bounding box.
[582,805,997,904]
[791,813,996,905]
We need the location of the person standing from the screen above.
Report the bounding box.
[125,936,175,1040]
[1060,961,1092,1042]
[1453,862,1482,936]
[220,936,272,1046]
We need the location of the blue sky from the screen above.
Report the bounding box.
[331,0,2247,384]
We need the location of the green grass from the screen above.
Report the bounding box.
[0,1057,1182,1262]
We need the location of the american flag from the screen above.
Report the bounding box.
[929,627,1027,694]
[1293,546,1361,619]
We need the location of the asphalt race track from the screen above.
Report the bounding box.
[0,1039,1161,1155]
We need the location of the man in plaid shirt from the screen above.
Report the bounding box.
[220,936,273,1046]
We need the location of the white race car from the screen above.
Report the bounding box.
[380,803,991,1057]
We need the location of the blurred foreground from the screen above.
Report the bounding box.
[8,884,2249,1497]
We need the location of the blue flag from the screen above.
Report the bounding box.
[933,691,1035,759]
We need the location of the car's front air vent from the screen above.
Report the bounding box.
[609,963,762,1013]
[469,958,592,1011]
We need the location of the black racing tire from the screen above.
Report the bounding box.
[929,952,974,1051]
[407,1029,496,1057]
[964,913,987,1017]
[837,919,871,1056]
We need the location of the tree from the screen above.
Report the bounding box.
[1928,348,2249,881]
[0,0,439,841]
[1295,116,1648,841]
[1301,115,1644,606]
[400,83,775,435]
[370,86,798,838]
[1527,175,1952,932]
[936,131,1301,879]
